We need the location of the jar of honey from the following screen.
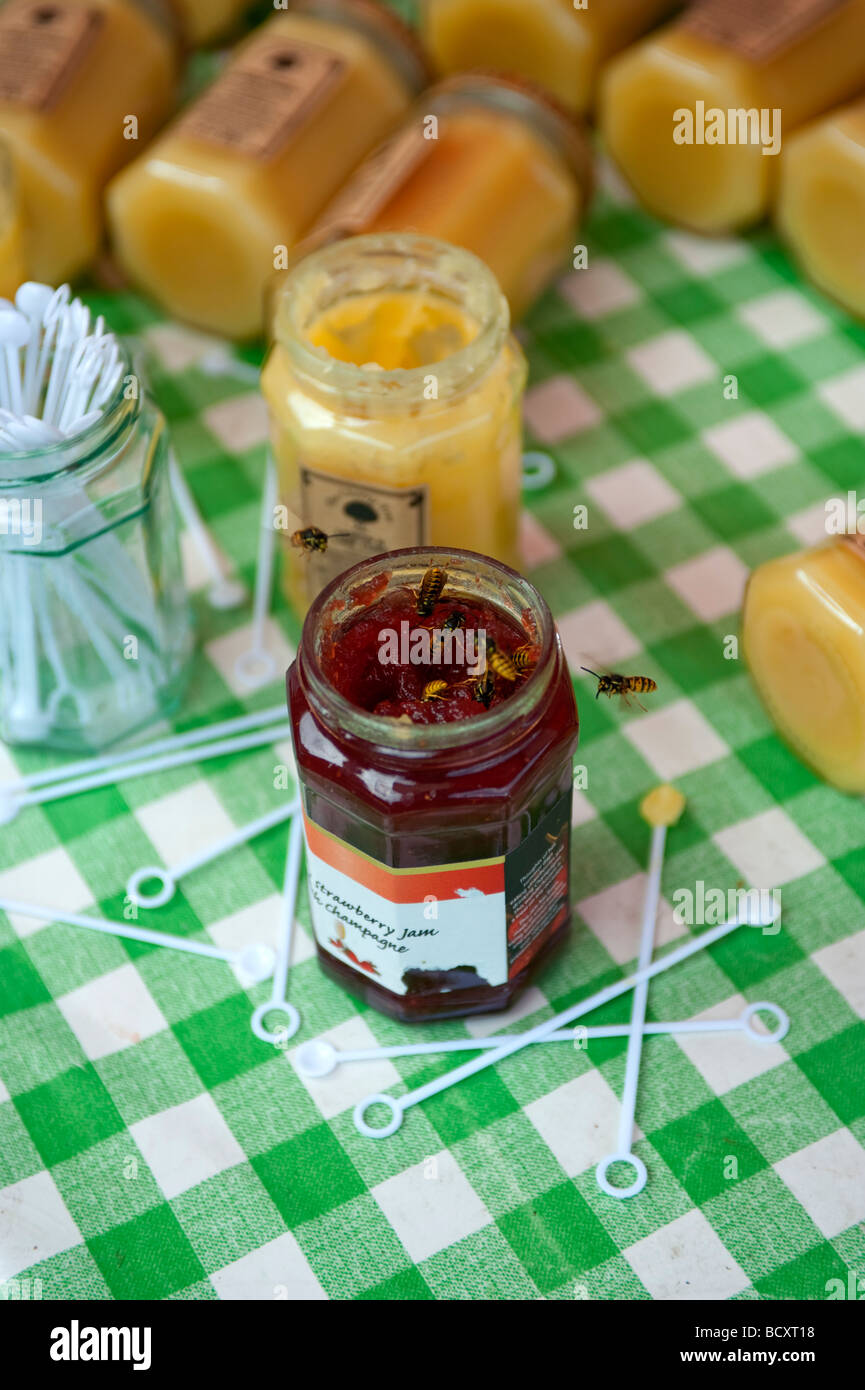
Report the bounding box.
[262,232,527,616]
[0,0,180,285]
[106,0,428,338]
[268,72,593,323]
[287,547,579,1021]
[421,0,680,115]
[743,535,865,793]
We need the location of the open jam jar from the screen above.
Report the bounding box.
[287,547,579,1021]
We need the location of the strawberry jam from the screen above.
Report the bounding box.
[287,548,579,1021]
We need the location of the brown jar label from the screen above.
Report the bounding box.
[682,0,849,62]
[0,2,104,111]
[313,124,432,239]
[176,33,347,160]
[298,466,428,594]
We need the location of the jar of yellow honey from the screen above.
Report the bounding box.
[106,0,428,338]
[743,535,865,793]
[421,0,679,115]
[261,232,527,616]
[268,72,593,323]
[0,0,180,286]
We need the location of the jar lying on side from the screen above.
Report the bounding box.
[262,232,527,617]
[268,72,593,323]
[743,534,865,793]
[287,547,579,1022]
[0,352,193,752]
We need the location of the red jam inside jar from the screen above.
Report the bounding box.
[287,547,579,1021]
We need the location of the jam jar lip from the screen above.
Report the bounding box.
[294,544,560,762]
[271,231,511,413]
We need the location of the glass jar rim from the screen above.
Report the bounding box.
[272,232,510,408]
[0,346,138,489]
[297,545,558,756]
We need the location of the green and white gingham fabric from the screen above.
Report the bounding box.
[2,155,865,1302]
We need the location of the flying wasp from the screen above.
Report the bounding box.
[289,526,352,553]
[415,565,447,616]
[485,639,518,682]
[422,679,449,701]
[581,667,657,711]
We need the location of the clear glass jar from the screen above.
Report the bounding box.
[743,534,865,794]
[0,356,192,752]
[287,546,579,1022]
[262,232,527,617]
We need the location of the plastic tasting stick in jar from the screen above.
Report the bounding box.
[777,95,865,318]
[0,0,180,285]
[269,73,593,325]
[106,0,428,339]
[743,533,865,795]
[262,232,527,616]
[600,0,865,234]
[421,0,680,116]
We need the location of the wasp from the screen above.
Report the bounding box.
[415,565,447,616]
[485,639,518,682]
[432,609,465,657]
[581,667,657,711]
[473,670,495,708]
[422,679,449,701]
[512,644,537,674]
[289,526,352,553]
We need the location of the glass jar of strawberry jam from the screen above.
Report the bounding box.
[287,547,579,1021]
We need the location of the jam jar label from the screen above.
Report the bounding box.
[0,2,104,111]
[681,0,847,62]
[303,790,572,997]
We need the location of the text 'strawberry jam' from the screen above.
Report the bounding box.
[287,547,579,1021]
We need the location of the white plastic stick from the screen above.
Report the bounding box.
[1,703,288,796]
[0,897,276,981]
[596,821,666,1199]
[298,1002,790,1077]
[251,811,305,1044]
[234,454,279,689]
[354,901,781,1138]
[127,796,301,909]
[0,723,293,823]
[168,453,246,610]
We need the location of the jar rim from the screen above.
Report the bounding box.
[288,0,430,94]
[272,232,510,408]
[297,545,558,755]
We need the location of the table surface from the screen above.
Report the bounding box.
[2,148,865,1301]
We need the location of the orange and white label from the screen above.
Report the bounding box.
[303,790,571,997]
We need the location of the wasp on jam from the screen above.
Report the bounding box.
[289,526,352,553]
[415,565,447,616]
[485,638,518,682]
[432,609,466,656]
[581,667,658,711]
[512,644,538,674]
[473,670,495,708]
[422,679,449,701]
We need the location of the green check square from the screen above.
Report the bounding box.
[795,1024,865,1125]
[649,1099,767,1205]
[252,1123,365,1225]
[15,1065,125,1167]
[88,1204,204,1300]
[498,1182,618,1292]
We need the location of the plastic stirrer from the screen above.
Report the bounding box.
[234,453,279,689]
[128,797,301,909]
[251,812,305,1044]
[0,703,288,797]
[168,453,246,610]
[0,898,276,981]
[354,901,781,1138]
[597,784,685,1199]
[0,723,293,824]
[297,1002,790,1077]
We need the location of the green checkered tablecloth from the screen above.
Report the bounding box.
[3,152,865,1303]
